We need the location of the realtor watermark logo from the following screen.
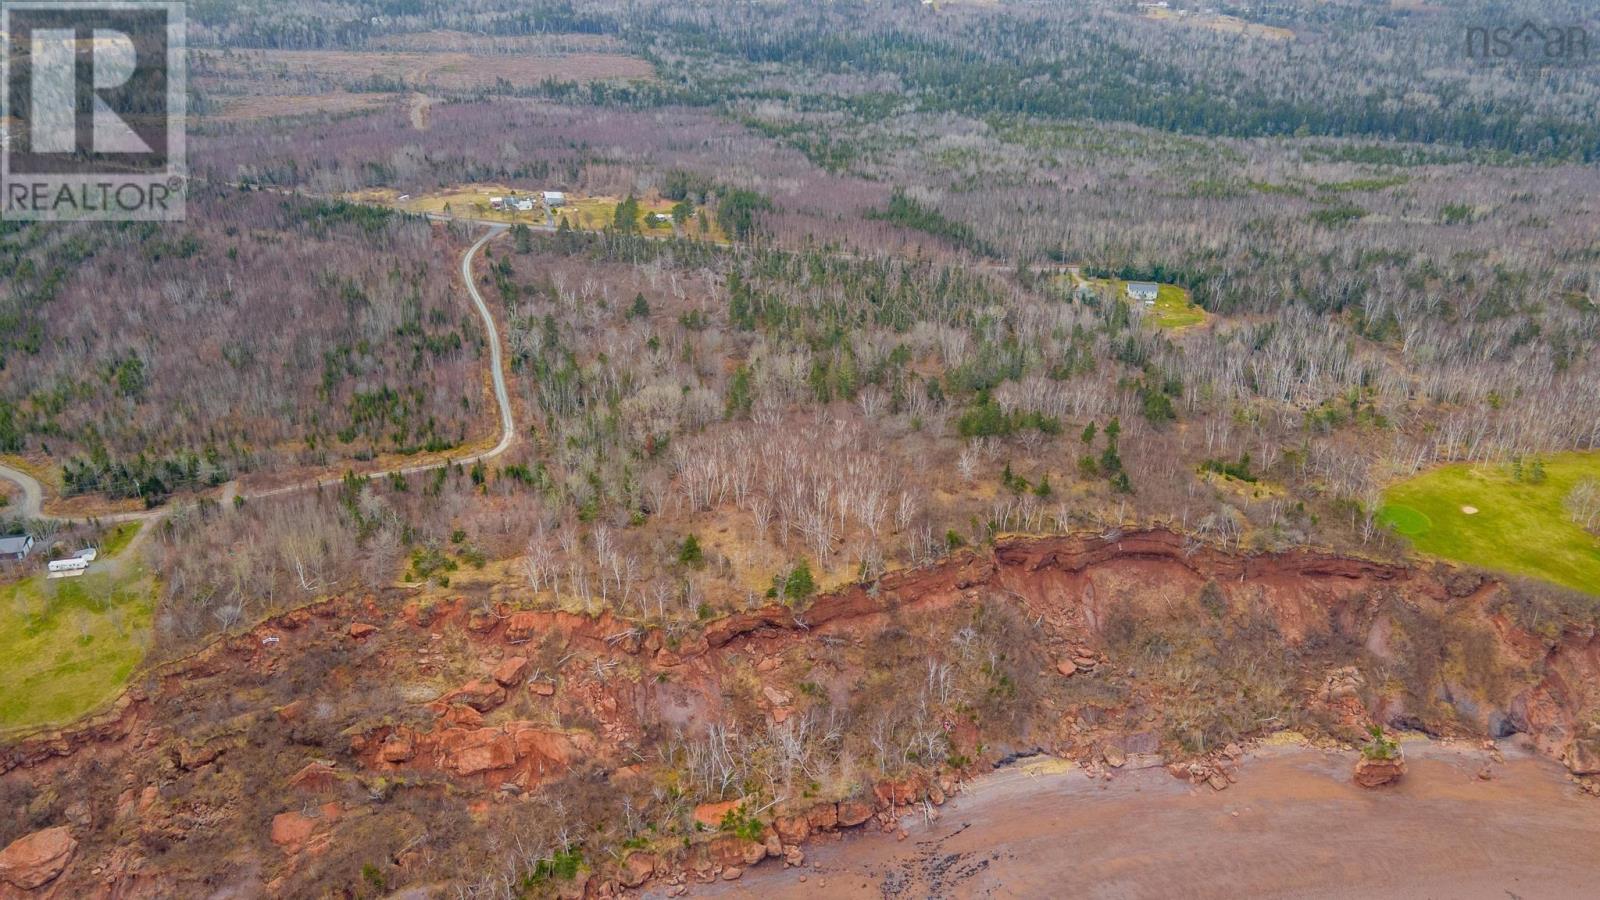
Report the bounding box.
[1466,20,1591,67]
[1,1,185,221]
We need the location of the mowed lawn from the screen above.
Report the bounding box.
[1381,452,1600,595]
[1067,277,1207,330]
[1150,283,1205,329]
[0,528,154,732]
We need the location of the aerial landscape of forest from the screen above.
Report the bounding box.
[2,1,1599,897]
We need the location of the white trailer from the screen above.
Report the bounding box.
[48,556,90,574]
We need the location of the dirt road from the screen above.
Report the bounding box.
[692,740,1600,899]
[0,462,43,519]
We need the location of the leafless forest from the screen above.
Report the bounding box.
[2,0,1599,895]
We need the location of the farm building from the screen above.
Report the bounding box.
[0,533,33,561]
[543,191,566,208]
[489,196,506,210]
[1127,282,1160,303]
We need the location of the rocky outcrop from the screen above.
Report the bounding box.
[270,812,316,849]
[12,530,1600,898]
[491,656,529,687]
[0,827,76,890]
[836,799,874,827]
[618,852,655,888]
[442,679,506,712]
[1354,754,1407,788]
[357,720,593,788]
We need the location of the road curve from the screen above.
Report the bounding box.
[0,225,515,523]
[0,462,44,519]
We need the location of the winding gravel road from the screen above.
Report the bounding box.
[0,461,43,519]
[0,225,514,525]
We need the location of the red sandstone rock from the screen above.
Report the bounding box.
[873,773,926,807]
[693,799,744,830]
[1566,739,1600,776]
[271,811,316,849]
[805,802,839,831]
[773,813,810,844]
[445,679,507,712]
[707,835,767,868]
[493,656,530,687]
[348,622,378,639]
[443,728,517,776]
[1354,754,1406,788]
[287,760,339,793]
[441,704,485,728]
[837,799,873,827]
[380,731,415,763]
[177,740,222,770]
[0,826,76,890]
[505,612,543,644]
[618,852,655,888]
[276,699,306,722]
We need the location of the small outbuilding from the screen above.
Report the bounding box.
[1127,282,1160,303]
[0,533,33,561]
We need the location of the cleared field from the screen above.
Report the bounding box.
[353,184,550,225]
[1380,451,1600,595]
[210,49,653,92]
[1148,283,1205,329]
[1069,277,1207,330]
[208,91,393,121]
[366,30,631,54]
[353,185,725,240]
[1142,9,1295,40]
[554,196,721,240]
[0,524,153,733]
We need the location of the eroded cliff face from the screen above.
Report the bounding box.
[1,531,1594,897]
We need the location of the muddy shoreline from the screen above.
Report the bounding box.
[689,738,1600,899]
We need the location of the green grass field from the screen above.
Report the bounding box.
[1064,276,1206,330]
[1380,452,1600,595]
[0,526,154,733]
[1149,283,1205,329]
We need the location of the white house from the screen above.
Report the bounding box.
[489,196,506,210]
[1127,282,1160,303]
[0,534,33,561]
[542,191,566,208]
[512,198,536,212]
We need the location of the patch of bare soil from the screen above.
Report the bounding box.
[707,741,1600,900]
